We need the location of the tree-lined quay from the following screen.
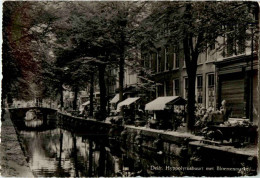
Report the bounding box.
[2,1,259,176]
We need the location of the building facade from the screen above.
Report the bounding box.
[107,63,141,98]
[142,31,258,124]
[142,44,221,109]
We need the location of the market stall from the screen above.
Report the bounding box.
[110,94,120,108]
[145,96,186,130]
[117,97,141,124]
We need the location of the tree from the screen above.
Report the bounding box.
[97,2,150,104]
[140,1,257,132]
[2,1,61,102]
[53,3,117,119]
[50,2,149,119]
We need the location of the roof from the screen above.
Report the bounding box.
[117,97,140,111]
[110,94,119,104]
[145,96,186,111]
[82,101,90,106]
[214,52,257,66]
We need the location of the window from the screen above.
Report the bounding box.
[238,38,246,54]
[173,53,176,69]
[227,34,235,56]
[156,51,162,73]
[197,76,203,88]
[237,25,246,54]
[158,84,164,97]
[197,76,203,104]
[173,79,179,96]
[185,78,189,89]
[144,54,151,69]
[156,52,159,72]
[198,54,204,64]
[198,96,203,104]
[208,74,214,87]
[165,47,169,71]
[173,46,179,69]
[149,54,152,69]
[207,73,215,108]
[165,80,173,96]
[156,86,158,98]
[175,53,179,68]
[225,24,246,56]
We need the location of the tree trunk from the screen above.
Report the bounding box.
[119,54,124,116]
[183,33,199,132]
[72,133,79,177]
[89,72,94,117]
[60,83,64,108]
[119,30,126,116]
[98,64,107,120]
[73,85,78,110]
[98,144,105,176]
[58,130,63,167]
[119,53,124,103]
[88,139,93,177]
[186,68,196,132]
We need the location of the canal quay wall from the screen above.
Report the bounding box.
[5,108,257,176]
[0,110,34,177]
[58,112,258,176]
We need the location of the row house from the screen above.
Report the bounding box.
[142,24,258,125]
[107,63,141,99]
[142,44,219,109]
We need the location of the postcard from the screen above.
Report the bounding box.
[1,1,259,177]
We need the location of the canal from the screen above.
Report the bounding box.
[9,109,257,177]
[11,110,184,177]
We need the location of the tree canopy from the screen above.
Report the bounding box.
[2,1,257,126]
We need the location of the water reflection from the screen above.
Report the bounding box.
[19,128,97,177]
[24,120,43,127]
[24,109,44,128]
[16,116,182,177]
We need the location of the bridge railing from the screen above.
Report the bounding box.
[6,99,58,110]
[7,103,58,110]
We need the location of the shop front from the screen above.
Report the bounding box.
[215,54,258,124]
[145,96,186,130]
[117,97,142,125]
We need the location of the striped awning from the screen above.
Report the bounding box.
[145,96,186,111]
[117,97,140,111]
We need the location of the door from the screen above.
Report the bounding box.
[220,73,245,118]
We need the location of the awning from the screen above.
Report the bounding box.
[82,101,90,106]
[145,96,186,111]
[117,97,140,111]
[110,94,119,104]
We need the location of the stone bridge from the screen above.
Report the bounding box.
[8,107,57,120]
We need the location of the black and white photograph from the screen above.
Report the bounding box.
[1,1,259,177]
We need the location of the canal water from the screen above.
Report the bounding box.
[12,111,187,177]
